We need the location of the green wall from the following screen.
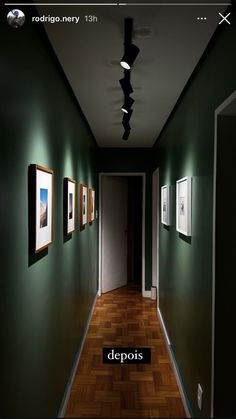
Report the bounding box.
[0,10,98,417]
[97,148,153,290]
[151,9,236,417]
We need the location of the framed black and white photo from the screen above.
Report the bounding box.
[34,165,54,253]
[80,184,87,227]
[161,185,170,226]
[65,178,76,235]
[88,188,95,223]
[176,176,192,236]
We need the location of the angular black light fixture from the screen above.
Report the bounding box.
[121,96,134,114]
[119,17,139,141]
[119,76,133,95]
[122,119,131,131]
[122,109,133,136]
[122,130,130,141]
[122,108,133,123]
[120,44,140,70]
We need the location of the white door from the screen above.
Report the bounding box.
[101,176,128,293]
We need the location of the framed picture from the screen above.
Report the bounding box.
[65,178,76,235]
[34,165,54,253]
[176,176,192,236]
[161,185,170,226]
[88,188,95,223]
[80,184,88,227]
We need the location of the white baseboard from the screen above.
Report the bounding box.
[157,307,192,418]
[142,290,151,298]
[158,307,171,345]
[57,291,98,418]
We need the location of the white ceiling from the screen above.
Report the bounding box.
[38,3,227,147]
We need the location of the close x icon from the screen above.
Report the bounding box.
[218,12,231,24]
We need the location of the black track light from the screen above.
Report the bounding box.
[119,77,133,95]
[122,130,130,141]
[122,109,133,124]
[122,120,131,131]
[120,44,140,70]
[119,18,139,141]
[121,96,134,114]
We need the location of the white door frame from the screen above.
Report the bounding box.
[99,172,149,298]
[152,168,160,307]
[211,90,236,418]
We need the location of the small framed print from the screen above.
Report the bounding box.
[34,164,54,253]
[65,178,76,235]
[176,176,192,236]
[88,188,95,223]
[80,184,88,227]
[161,185,170,226]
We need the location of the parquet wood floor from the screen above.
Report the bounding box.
[65,284,186,418]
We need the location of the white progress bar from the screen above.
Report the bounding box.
[4,2,231,5]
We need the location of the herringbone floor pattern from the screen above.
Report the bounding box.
[65,284,186,418]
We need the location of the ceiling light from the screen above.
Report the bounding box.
[122,120,131,131]
[122,109,133,123]
[119,77,133,95]
[122,130,130,141]
[120,44,140,70]
[121,97,134,114]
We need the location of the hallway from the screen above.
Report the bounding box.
[1,2,236,417]
[65,285,186,418]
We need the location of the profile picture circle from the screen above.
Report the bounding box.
[7,9,25,28]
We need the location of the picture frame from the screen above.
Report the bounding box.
[64,178,76,235]
[161,185,170,226]
[176,176,192,236]
[80,184,88,227]
[88,188,95,223]
[34,164,54,253]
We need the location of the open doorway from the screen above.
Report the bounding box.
[99,173,146,297]
[127,177,143,287]
[212,91,236,417]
